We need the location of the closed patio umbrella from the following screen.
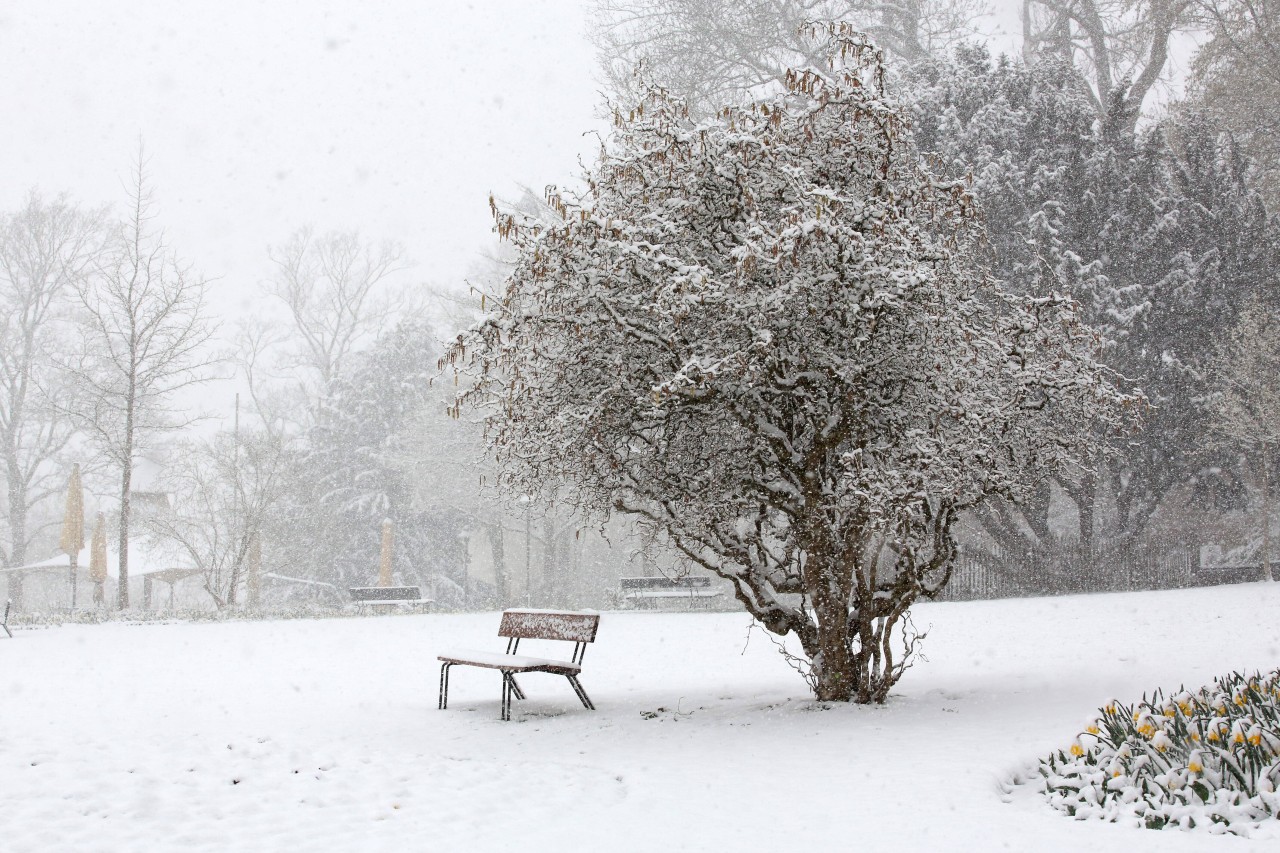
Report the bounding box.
[59,464,85,609]
[378,519,393,587]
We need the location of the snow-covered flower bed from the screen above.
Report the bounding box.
[1040,669,1280,835]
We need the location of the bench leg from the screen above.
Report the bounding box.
[566,675,595,711]
[438,663,451,710]
[507,674,526,701]
[501,672,516,721]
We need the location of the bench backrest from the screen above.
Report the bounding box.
[499,609,600,643]
[619,576,711,591]
[349,586,421,601]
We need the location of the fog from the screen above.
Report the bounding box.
[1,0,1275,618]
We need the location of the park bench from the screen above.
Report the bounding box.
[2,599,10,638]
[619,575,724,609]
[437,609,600,721]
[348,586,432,612]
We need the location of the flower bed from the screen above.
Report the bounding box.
[1040,668,1280,835]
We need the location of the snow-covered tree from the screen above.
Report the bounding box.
[1211,297,1280,583]
[65,154,216,609]
[1188,0,1280,206]
[0,192,101,606]
[267,227,409,398]
[279,318,468,595]
[148,426,293,609]
[909,51,1280,566]
[590,0,989,114]
[447,27,1135,702]
[1019,0,1193,135]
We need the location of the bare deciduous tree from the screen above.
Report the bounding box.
[148,427,292,609]
[266,227,408,396]
[66,153,217,609]
[1187,0,1280,205]
[590,0,989,113]
[1020,0,1195,134]
[0,191,102,607]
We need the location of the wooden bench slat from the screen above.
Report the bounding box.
[499,609,600,643]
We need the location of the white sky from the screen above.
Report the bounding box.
[0,1,604,323]
[0,0,1204,489]
[0,0,1198,351]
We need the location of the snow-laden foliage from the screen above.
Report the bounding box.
[1209,297,1280,583]
[277,318,470,595]
[1041,669,1280,835]
[908,49,1280,560]
[448,26,1136,702]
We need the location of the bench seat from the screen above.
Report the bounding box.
[436,649,582,675]
[624,589,724,599]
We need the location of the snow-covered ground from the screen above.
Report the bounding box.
[3,583,1279,852]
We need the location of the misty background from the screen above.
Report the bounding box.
[1,0,1274,615]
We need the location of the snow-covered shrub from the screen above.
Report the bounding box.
[1040,669,1280,835]
[444,23,1136,704]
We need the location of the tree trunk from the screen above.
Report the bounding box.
[798,545,859,702]
[118,376,137,610]
[485,521,507,606]
[1263,446,1274,582]
[811,598,857,702]
[117,459,132,610]
[542,515,559,606]
[6,467,27,610]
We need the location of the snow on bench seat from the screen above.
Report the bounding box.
[435,648,581,675]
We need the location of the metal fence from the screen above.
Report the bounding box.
[934,542,1197,602]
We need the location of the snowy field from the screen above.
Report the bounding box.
[4,583,1279,852]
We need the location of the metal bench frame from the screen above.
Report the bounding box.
[2,599,10,639]
[437,610,600,721]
